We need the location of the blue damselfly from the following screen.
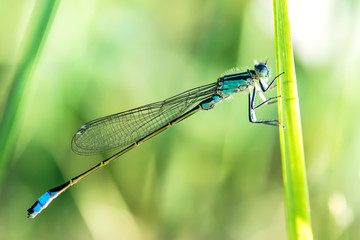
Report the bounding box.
[27,61,284,218]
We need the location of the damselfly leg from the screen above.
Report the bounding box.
[248,72,284,126]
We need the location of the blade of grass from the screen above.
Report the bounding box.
[273,0,313,239]
[0,1,59,183]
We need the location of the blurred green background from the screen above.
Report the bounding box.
[0,0,359,239]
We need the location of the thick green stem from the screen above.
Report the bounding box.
[273,0,313,239]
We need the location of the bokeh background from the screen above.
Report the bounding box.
[1,0,359,239]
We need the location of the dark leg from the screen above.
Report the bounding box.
[253,95,280,109]
[250,87,280,109]
[259,72,285,92]
[248,88,280,126]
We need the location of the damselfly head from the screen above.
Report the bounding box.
[254,63,270,79]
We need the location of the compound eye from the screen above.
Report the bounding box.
[255,63,269,78]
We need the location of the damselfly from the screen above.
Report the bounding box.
[27,61,284,218]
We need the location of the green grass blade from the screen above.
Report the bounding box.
[273,0,313,239]
[0,1,59,183]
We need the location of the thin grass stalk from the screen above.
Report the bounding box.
[0,1,59,183]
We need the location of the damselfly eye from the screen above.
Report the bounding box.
[255,63,270,78]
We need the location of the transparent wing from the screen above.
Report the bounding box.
[71,82,217,155]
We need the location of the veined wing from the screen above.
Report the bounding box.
[71,82,217,155]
